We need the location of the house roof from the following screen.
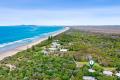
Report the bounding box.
[83,76,96,80]
[103,71,113,76]
[60,49,68,52]
[115,73,120,77]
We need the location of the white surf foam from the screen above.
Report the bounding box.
[0,27,65,48]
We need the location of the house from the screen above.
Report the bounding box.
[54,40,59,42]
[88,69,95,73]
[49,48,58,52]
[6,64,16,71]
[60,49,68,52]
[51,42,60,48]
[68,43,73,46]
[42,50,49,55]
[103,71,113,76]
[83,76,97,80]
[115,72,120,77]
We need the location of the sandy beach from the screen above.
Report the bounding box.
[0,27,70,60]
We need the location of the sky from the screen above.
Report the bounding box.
[0,0,120,25]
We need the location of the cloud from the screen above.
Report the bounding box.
[0,6,120,25]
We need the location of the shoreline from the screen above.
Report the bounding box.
[0,27,70,60]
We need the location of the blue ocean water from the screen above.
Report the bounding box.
[0,25,64,52]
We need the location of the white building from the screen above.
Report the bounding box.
[42,50,49,55]
[54,40,59,42]
[103,71,113,76]
[115,72,120,77]
[88,69,95,73]
[49,48,58,52]
[83,76,97,80]
[6,64,16,71]
[51,42,60,48]
[60,49,68,52]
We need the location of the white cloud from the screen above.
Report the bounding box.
[0,6,120,25]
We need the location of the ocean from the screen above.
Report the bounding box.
[0,25,64,52]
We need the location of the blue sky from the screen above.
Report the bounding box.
[0,0,120,25]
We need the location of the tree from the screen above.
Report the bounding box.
[116,64,120,71]
[48,36,53,41]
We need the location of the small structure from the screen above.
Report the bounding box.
[51,42,60,48]
[6,64,16,71]
[83,76,97,80]
[88,69,95,73]
[49,48,58,52]
[54,40,59,42]
[42,50,49,55]
[115,72,120,78]
[68,43,73,46]
[60,49,68,52]
[103,71,113,76]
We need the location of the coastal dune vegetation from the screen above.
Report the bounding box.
[0,29,120,80]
